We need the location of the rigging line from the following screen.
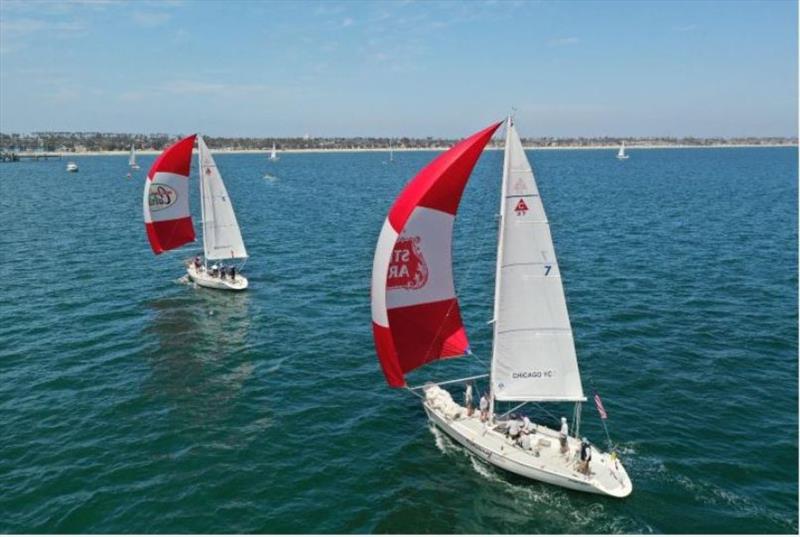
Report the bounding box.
[404,386,424,399]
[585,376,615,450]
[418,215,498,365]
[497,401,528,419]
[418,125,507,368]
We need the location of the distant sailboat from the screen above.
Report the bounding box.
[143,135,249,291]
[616,141,629,160]
[129,144,141,170]
[389,140,394,163]
[370,116,632,498]
[269,142,279,162]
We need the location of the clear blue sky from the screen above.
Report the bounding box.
[0,0,796,137]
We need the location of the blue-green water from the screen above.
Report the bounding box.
[0,147,796,533]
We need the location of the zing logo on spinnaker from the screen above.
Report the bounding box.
[148,184,178,211]
[387,236,429,290]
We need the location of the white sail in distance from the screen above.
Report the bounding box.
[490,118,584,402]
[129,145,137,167]
[197,136,248,261]
[618,142,626,158]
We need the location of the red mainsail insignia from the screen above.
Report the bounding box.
[387,236,428,290]
[514,198,529,216]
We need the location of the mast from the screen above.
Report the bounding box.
[488,115,513,422]
[197,135,210,265]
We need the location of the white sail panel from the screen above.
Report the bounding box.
[490,120,584,402]
[129,145,136,166]
[197,136,248,260]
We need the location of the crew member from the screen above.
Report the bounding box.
[580,438,592,475]
[507,415,521,441]
[519,430,532,451]
[559,417,569,454]
[464,382,474,416]
[479,392,489,422]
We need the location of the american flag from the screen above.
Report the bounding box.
[594,392,608,420]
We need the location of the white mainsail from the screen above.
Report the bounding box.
[617,142,626,158]
[197,136,248,261]
[269,143,278,160]
[490,118,584,402]
[129,144,139,168]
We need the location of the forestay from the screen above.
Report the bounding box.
[143,134,196,254]
[371,122,502,387]
[197,136,248,261]
[490,119,585,402]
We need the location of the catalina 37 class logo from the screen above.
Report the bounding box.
[148,183,178,211]
[387,236,429,290]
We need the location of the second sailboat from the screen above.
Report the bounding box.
[143,134,249,291]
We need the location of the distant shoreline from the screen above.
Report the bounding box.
[22,143,797,157]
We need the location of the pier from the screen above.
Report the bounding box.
[0,151,62,162]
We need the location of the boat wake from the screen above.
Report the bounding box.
[429,423,458,455]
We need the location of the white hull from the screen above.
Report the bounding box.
[186,263,248,291]
[616,155,629,160]
[423,389,632,498]
[66,163,78,172]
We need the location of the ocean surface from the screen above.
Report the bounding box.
[0,145,796,534]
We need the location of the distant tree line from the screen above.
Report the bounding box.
[0,131,795,152]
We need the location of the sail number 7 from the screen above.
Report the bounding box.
[544,265,552,276]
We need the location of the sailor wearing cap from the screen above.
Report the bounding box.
[559,416,569,453]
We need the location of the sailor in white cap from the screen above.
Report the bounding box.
[559,416,569,453]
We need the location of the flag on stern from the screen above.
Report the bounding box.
[594,391,608,420]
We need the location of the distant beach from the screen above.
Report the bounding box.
[12,142,797,158]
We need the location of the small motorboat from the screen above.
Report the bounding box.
[66,161,79,172]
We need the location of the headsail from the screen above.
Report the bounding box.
[371,122,501,387]
[490,118,584,402]
[197,136,248,260]
[143,134,196,254]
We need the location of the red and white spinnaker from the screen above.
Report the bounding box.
[371,122,502,387]
[143,134,197,254]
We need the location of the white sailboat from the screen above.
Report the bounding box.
[370,117,632,497]
[186,136,249,290]
[389,139,394,163]
[129,144,141,170]
[143,134,249,291]
[616,141,629,160]
[269,142,279,162]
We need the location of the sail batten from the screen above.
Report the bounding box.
[490,118,584,402]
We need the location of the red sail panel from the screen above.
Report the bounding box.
[371,122,502,387]
[142,134,197,254]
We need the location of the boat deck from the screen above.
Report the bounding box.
[425,400,632,497]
